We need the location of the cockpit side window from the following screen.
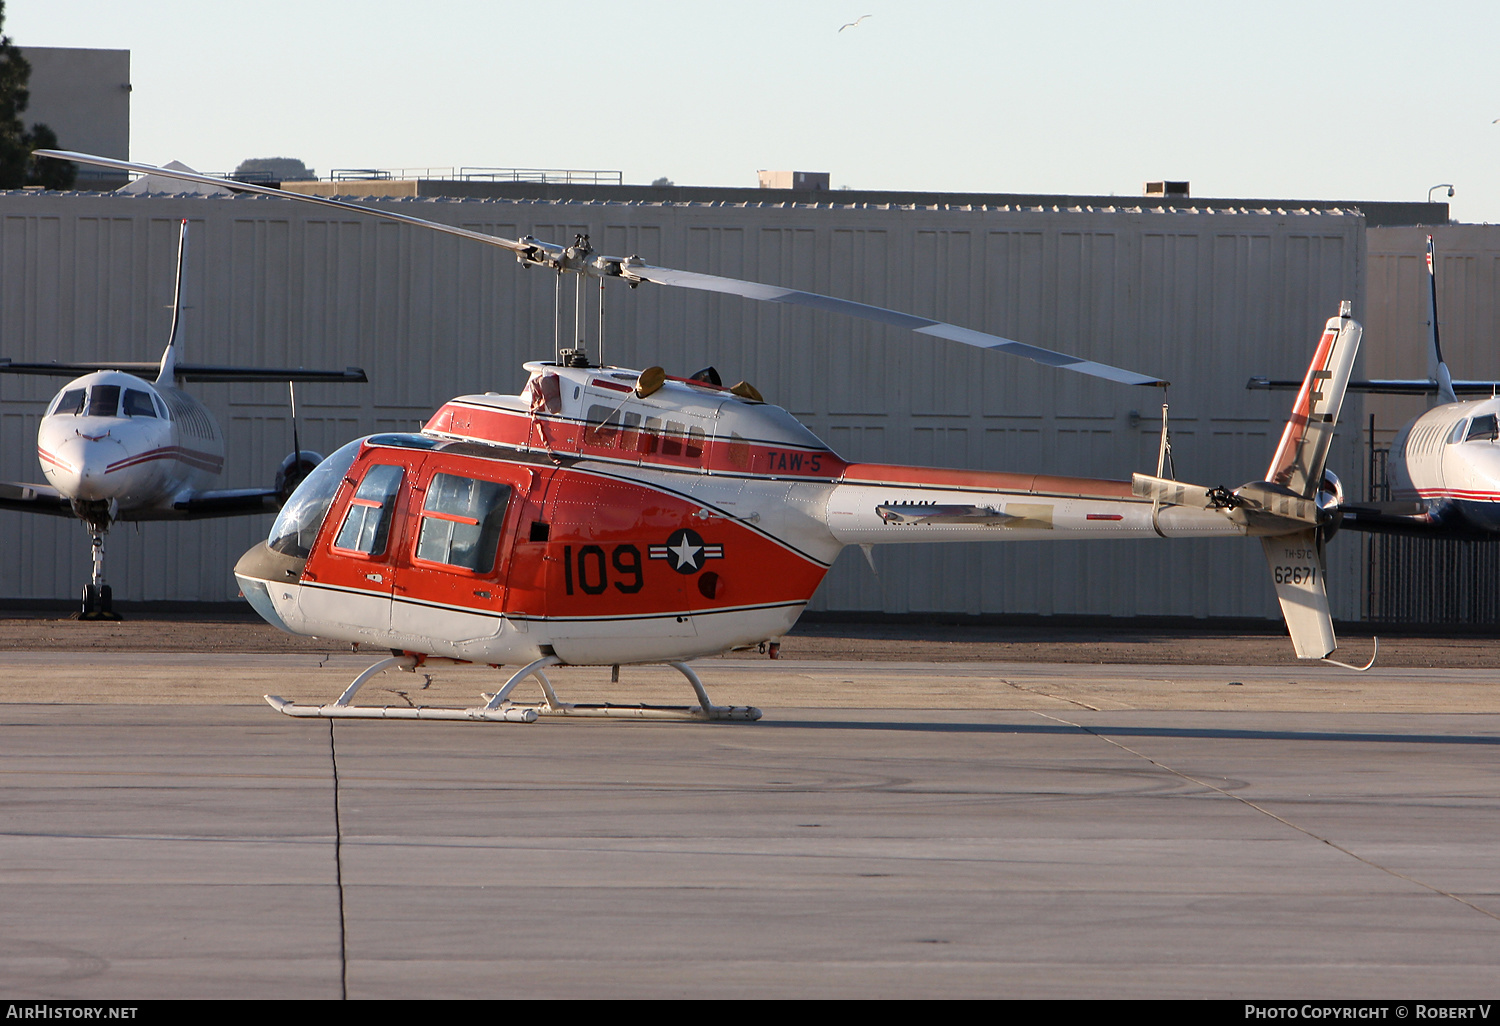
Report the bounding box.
[52,388,86,416]
[333,464,404,556]
[85,385,120,418]
[1466,414,1498,442]
[414,472,511,572]
[123,389,158,418]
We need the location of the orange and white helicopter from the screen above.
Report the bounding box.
[44,150,1367,721]
[0,217,366,618]
[1252,236,1500,540]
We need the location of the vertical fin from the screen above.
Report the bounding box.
[1258,303,1362,660]
[1425,235,1458,406]
[1261,529,1335,659]
[156,219,189,385]
[1264,301,1362,499]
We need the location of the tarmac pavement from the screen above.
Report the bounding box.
[1,640,1498,998]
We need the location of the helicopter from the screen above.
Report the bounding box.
[0,218,367,618]
[41,150,1364,721]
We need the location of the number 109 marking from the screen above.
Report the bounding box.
[562,544,644,595]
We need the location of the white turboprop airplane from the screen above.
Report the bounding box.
[1250,236,1500,539]
[0,220,367,618]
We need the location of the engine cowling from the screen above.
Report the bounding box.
[276,449,326,504]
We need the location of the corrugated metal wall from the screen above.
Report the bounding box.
[1364,225,1500,446]
[0,190,1366,618]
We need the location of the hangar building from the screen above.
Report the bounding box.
[0,181,1388,623]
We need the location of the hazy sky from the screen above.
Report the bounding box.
[10,1,1500,220]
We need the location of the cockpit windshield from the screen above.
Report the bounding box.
[123,389,158,417]
[51,388,86,416]
[1466,414,1498,443]
[84,385,120,418]
[267,438,365,558]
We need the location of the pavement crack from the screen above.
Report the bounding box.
[329,720,349,999]
[1030,709,1500,923]
[1002,679,1101,711]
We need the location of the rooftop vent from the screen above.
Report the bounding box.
[757,170,830,191]
[1144,181,1190,198]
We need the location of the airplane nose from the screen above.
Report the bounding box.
[52,434,127,501]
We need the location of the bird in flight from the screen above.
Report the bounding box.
[840,14,872,31]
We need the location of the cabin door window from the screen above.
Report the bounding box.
[414,473,512,572]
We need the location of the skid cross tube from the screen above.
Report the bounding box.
[265,654,761,723]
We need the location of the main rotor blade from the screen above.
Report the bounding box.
[42,150,1168,387]
[37,150,531,256]
[624,263,1167,387]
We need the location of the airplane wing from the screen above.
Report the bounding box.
[1249,377,1500,397]
[0,481,72,517]
[173,489,282,519]
[0,359,367,383]
[107,488,284,521]
[1337,501,1496,540]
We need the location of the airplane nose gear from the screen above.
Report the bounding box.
[77,524,121,621]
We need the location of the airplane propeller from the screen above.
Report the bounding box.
[39,150,1169,389]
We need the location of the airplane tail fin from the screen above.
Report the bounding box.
[1425,235,1458,406]
[155,219,189,385]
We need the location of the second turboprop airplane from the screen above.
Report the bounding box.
[0,219,367,618]
[43,151,1364,719]
[1252,236,1500,540]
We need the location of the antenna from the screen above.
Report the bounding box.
[598,274,607,369]
[553,270,563,364]
[289,379,301,466]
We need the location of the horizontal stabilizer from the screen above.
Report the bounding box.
[0,359,367,384]
[1130,473,1213,508]
[1229,482,1320,526]
[1133,475,1323,532]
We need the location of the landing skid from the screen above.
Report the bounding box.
[264,653,761,723]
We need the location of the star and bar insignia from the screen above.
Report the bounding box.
[649,528,724,574]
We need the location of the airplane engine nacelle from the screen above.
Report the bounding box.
[276,449,326,504]
[1316,468,1344,539]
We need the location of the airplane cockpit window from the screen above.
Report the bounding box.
[51,388,86,416]
[333,464,404,556]
[85,385,121,418]
[123,389,158,418]
[268,438,365,558]
[1466,414,1498,442]
[415,473,511,572]
[1449,420,1470,445]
